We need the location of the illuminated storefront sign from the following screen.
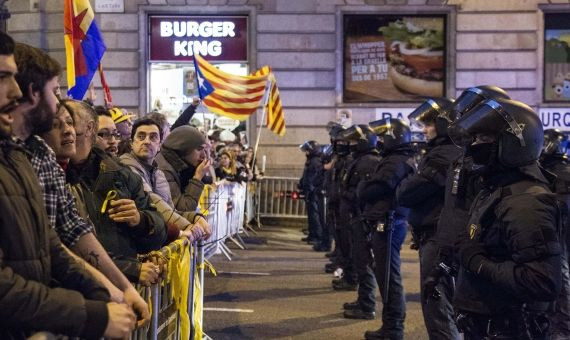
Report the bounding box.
[149,16,248,62]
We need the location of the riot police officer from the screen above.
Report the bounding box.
[316,143,334,252]
[429,86,511,307]
[449,98,562,340]
[299,140,325,245]
[357,118,416,340]
[330,125,360,288]
[540,129,570,339]
[396,98,462,340]
[339,125,381,315]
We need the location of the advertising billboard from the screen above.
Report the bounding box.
[343,14,447,103]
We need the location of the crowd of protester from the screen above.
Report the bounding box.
[0,31,259,338]
[299,88,570,339]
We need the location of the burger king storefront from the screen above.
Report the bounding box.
[146,15,251,139]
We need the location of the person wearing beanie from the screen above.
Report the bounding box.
[109,107,136,156]
[155,125,212,212]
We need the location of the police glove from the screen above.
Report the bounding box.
[458,241,487,274]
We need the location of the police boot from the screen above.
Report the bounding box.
[313,244,331,252]
[364,328,403,340]
[343,307,376,320]
[325,249,339,258]
[332,278,358,291]
[343,301,360,310]
[325,262,340,273]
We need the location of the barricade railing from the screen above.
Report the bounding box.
[200,181,248,260]
[128,181,251,340]
[256,176,307,218]
[129,238,194,340]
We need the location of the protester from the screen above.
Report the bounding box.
[0,30,136,340]
[120,117,211,242]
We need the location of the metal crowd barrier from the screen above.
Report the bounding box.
[129,238,196,340]
[201,181,248,260]
[126,181,256,340]
[256,176,307,218]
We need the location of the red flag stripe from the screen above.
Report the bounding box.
[209,92,264,104]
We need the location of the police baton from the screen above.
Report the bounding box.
[382,211,395,304]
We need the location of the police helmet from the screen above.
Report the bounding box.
[543,129,568,156]
[449,98,543,168]
[299,140,319,155]
[437,86,510,134]
[340,124,377,153]
[409,97,454,137]
[369,118,411,152]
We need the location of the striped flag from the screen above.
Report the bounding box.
[193,54,285,136]
[64,0,106,100]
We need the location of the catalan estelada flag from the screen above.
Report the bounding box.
[64,0,106,100]
[193,54,285,136]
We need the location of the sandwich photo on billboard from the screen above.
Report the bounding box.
[343,14,447,103]
[379,17,444,97]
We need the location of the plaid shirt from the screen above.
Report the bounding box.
[25,135,94,247]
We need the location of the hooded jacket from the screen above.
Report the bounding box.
[156,126,206,212]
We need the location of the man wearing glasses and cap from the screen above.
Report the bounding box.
[108,106,136,156]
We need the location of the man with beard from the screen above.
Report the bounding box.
[10,42,150,325]
[96,110,120,157]
[156,125,212,212]
[0,31,136,339]
[120,118,211,243]
[65,99,167,286]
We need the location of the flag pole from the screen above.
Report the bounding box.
[252,78,272,174]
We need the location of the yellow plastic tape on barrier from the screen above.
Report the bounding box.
[193,263,203,340]
[167,239,191,340]
[198,184,212,216]
[197,259,217,277]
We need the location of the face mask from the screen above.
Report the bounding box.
[335,143,350,156]
[349,144,359,154]
[468,142,495,166]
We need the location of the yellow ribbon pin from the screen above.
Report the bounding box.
[101,189,117,213]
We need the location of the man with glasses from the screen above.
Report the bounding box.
[120,118,211,243]
[96,110,121,157]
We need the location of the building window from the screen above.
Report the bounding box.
[544,12,570,102]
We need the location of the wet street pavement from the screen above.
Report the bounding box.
[203,225,428,340]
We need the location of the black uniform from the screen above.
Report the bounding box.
[540,153,570,338]
[299,151,325,242]
[448,98,563,340]
[396,137,462,339]
[454,165,562,339]
[341,149,381,309]
[357,145,415,338]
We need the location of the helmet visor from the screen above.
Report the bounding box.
[408,99,443,129]
[441,88,485,124]
[370,118,395,138]
[449,99,526,147]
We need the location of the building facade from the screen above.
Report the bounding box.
[6,0,570,175]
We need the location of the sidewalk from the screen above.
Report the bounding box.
[203,226,428,340]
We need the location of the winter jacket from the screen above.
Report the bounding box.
[67,148,167,282]
[0,141,109,339]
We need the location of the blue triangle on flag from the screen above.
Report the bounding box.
[193,56,215,99]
